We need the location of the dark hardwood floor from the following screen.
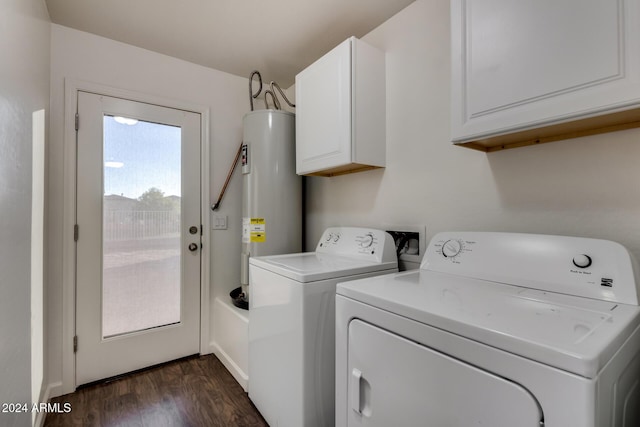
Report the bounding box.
[44,354,268,427]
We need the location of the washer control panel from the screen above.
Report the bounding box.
[316,227,397,264]
[424,232,639,305]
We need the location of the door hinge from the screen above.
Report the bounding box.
[74,224,79,241]
[75,113,79,131]
[73,335,78,353]
[201,224,203,236]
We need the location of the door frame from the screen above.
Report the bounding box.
[61,78,211,394]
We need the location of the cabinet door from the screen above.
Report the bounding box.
[296,39,352,175]
[347,319,543,427]
[451,0,640,144]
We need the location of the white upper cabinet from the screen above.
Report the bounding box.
[451,0,640,151]
[295,37,385,176]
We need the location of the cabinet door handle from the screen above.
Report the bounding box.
[350,368,363,414]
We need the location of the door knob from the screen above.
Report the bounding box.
[188,243,198,252]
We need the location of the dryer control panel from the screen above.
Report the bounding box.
[316,227,397,264]
[423,232,640,305]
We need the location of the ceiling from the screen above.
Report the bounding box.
[45,0,415,87]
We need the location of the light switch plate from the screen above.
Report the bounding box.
[213,214,228,230]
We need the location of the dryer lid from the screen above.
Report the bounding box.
[337,270,640,379]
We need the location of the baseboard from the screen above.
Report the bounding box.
[34,381,59,427]
[211,341,248,391]
[46,381,64,400]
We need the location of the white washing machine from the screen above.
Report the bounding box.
[249,227,397,427]
[336,232,640,427]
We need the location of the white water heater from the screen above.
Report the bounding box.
[240,110,302,302]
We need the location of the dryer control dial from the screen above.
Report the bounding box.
[442,240,462,258]
[573,254,592,268]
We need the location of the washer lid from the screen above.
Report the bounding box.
[250,252,397,283]
[337,270,640,378]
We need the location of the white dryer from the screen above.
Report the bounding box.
[336,232,640,427]
[249,227,397,427]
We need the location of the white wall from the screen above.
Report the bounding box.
[44,0,640,399]
[0,0,50,426]
[47,24,250,394]
[305,0,640,264]
[31,109,46,427]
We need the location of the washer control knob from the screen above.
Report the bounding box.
[361,233,374,248]
[573,254,592,268]
[326,233,333,242]
[442,240,462,258]
[333,233,341,243]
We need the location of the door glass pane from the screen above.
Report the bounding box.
[102,115,182,338]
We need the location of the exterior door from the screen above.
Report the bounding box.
[75,91,201,385]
